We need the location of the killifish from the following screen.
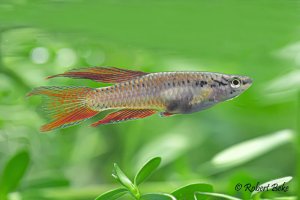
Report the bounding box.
[28,67,252,132]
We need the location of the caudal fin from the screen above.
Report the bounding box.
[27,86,98,132]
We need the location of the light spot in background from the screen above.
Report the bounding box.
[30,47,49,64]
[134,133,188,170]
[55,48,77,67]
[132,49,154,66]
[85,50,105,65]
[8,192,21,200]
[163,57,205,71]
[133,122,205,171]
[276,41,300,66]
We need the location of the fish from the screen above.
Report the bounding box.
[27,67,252,132]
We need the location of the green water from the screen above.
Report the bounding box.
[0,1,299,199]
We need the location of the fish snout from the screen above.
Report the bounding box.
[244,77,252,84]
[240,76,253,92]
[242,76,253,89]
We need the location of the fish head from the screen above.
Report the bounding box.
[213,74,252,102]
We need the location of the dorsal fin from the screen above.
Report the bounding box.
[47,67,149,83]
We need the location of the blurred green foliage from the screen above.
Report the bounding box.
[0,150,30,200]
[0,0,299,199]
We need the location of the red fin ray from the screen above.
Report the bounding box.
[91,109,157,126]
[41,107,98,132]
[27,86,99,132]
[47,67,148,83]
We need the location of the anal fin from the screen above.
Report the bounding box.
[91,109,157,126]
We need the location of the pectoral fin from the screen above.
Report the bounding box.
[91,109,157,126]
[47,67,148,83]
[159,112,175,117]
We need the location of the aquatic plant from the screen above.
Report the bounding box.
[95,157,294,200]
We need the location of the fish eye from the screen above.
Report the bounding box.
[230,78,241,88]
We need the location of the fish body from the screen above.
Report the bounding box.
[87,72,250,114]
[28,67,252,132]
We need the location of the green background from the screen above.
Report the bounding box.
[0,0,298,199]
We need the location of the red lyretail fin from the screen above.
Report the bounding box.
[27,86,99,132]
[47,67,148,83]
[91,109,157,126]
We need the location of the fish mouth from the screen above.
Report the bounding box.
[242,77,253,85]
[242,77,253,90]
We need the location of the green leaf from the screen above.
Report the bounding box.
[141,193,176,200]
[265,70,300,93]
[95,188,128,200]
[112,163,140,199]
[272,197,297,200]
[211,129,293,169]
[112,163,134,189]
[251,176,293,197]
[195,192,241,200]
[0,150,30,197]
[134,157,161,185]
[172,183,213,200]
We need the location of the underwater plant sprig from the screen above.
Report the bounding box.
[95,157,294,200]
[95,157,213,200]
